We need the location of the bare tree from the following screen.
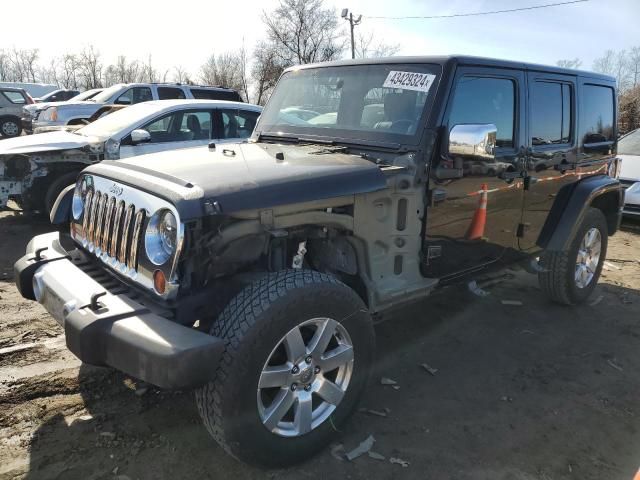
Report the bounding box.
[252,41,285,105]
[60,54,80,89]
[0,50,10,81]
[79,45,103,89]
[140,55,159,83]
[239,43,250,102]
[556,58,582,69]
[355,32,400,59]
[173,65,189,83]
[628,46,640,88]
[200,51,244,91]
[593,49,616,76]
[262,0,345,65]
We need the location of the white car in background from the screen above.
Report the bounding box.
[0,99,262,212]
[618,128,640,217]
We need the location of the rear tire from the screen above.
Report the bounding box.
[195,269,374,467]
[0,117,22,137]
[538,207,608,305]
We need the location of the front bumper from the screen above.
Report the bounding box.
[622,181,640,217]
[21,116,33,134]
[14,232,225,389]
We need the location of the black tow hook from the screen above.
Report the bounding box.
[89,291,107,311]
[34,247,48,261]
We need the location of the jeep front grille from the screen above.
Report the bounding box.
[82,190,146,270]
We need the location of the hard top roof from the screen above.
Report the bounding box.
[286,55,615,83]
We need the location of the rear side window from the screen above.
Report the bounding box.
[191,88,242,102]
[219,109,260,139]
[531,82,572,145]
[448,76,515,148]
[2,91,26,104]
[580,84,614,144]
[115,87,153,105]
[158,87,186,100]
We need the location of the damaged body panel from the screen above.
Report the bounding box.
[0,131,101,210]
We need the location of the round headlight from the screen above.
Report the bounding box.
[72,178,87,220]
[145,210,178,265]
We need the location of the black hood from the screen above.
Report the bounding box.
[84,142,387,220]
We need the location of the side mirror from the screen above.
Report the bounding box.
[130,129,151,144]
[448,124,497,160]
[115,96,131,105]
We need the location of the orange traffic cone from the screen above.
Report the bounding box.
[466,183,488,240]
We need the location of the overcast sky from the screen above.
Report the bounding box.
[1,0,638,76]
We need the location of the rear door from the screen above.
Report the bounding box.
[214,108,261,143]
[519,72,578,250]
[424,66,527,278]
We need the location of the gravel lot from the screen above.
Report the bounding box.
[1,210,639,480]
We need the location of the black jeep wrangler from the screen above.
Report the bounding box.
[15,56,623,466]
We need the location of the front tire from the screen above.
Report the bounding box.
[538,207,608,305]
[195,270,374,467]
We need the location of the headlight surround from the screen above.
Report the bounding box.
[105,138,120,160]
[145,209,178,265]
[72,176,88,220]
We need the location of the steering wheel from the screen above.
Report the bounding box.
[390,119,415,134]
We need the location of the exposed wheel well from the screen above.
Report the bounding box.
[590,190,621,235]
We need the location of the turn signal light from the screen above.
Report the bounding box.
[153,269,167,295]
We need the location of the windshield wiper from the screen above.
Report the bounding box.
[257,133,300,143]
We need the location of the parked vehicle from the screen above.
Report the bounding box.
[33,83,243,132]
[0,82,57,99]
[22,88,104,134]
[0,87,34,138]
[34,88,80,103]
[0,99,260,212]
[617,128,640,216]
[14,56,623,467]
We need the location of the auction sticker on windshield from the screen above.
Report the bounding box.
[383,71,436,93]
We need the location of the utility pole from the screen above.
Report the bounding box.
[341,9,362,59]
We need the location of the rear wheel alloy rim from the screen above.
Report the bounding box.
[257,317,354,437]
[1,121,18,136]
[575,227,602,289]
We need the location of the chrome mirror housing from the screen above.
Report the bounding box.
[131,129,151,144]
[448,124,497,160]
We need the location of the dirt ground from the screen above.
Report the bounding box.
[0,210,639,480]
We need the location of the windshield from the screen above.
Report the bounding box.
[90,84,125,103]
[619,129,640,155]
[76,102,159,137]
[70,89,102,102]
[257,63,441,145]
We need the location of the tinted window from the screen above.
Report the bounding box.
[140,110,210,143]
[531,82,572,145]
[449,77,515,148]
[116,87,153,105]
[179,111,212,140]
[580,84,614,144]
[190,88,242,102]
[2,91,26,104]
[158,87,186,100]
[220,109,260,139]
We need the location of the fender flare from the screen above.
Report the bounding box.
[537,175,623,252]
[50,183,74,224]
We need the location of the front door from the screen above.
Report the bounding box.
[424,67,527,279]
[119,110,213,159]
[519,72,578,250]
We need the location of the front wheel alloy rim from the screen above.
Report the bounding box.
[257,317,354,437]
[575,227,602,289]
[1,121,19,136]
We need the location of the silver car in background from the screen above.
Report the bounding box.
[0,99,261,212]
[618,128,640,217]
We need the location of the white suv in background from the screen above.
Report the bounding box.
[34,83,243,131]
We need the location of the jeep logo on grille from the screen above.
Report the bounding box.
[109,184,123,196]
